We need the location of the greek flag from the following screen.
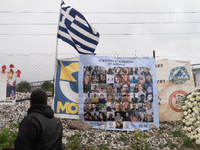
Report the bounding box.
[57,2,100,54]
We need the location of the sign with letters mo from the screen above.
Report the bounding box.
[79,55,159,131]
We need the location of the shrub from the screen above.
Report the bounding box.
[41,81,53,92]
[16,81,31,92]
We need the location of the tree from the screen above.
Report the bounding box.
[16,81,31,92]
[41,81,53,91]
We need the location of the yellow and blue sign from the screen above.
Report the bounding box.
[169,66,190,85]
[53,58,79,119]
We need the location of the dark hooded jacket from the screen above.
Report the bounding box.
[14,104,63,150]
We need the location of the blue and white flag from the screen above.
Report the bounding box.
[53,57,79,119]
[57,2,100,54]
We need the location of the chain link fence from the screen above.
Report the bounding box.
[0,52,200,93]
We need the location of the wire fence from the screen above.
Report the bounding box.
[0,52,200,92]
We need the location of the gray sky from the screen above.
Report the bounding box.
[1,0,200,56]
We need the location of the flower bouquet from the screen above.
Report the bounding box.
[182,86,200,145]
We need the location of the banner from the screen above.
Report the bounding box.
[156,59,195,121]
[0,72,16,105]
[53,57,79,119]
[0,73,7,104]
[195,72,200,87]
[79,55,159,131]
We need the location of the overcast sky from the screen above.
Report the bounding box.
[1,0,200,57]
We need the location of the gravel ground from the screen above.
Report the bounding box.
[0,93,199,150]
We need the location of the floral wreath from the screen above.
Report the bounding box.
[182,86,200,145]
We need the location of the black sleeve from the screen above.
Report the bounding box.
[14,116,39,150]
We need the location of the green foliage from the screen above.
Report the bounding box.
[101,144,109,150]
[183,137,195,147]
[167,139,177,148]
[9,122,20,129]
[65,132,82,150]
[0,128,18,150]
[159,143,164,149]
[170,129,184,137]
[144,141,150,150]
[41,81,53,92]
[16,81,31,92]
[120,136,127,141]
[131,142,142,150]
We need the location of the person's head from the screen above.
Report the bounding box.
[94,93,97,97]
[125,112,129,117]
[138,83,144,92]
[116,67,120,73]
[124,74,129,80]
[84,75,90,84]
[132,111,136,117]
[145,68,149,73]
[107,93,114,102]
[135,84,138,88]
[93,85,97,90]
[11,90,14,93]
[141,94,145,100]
[138,76,144,84]
[147,85,153,93]
[146,102,151,110]
[146,113,153,122]
[122,83,129,93]
[132,76,135,80]
[108,84,113,91]
[140,113,145,119]
[93,113,97,116]
[143,103,146,110]
[92,75,98,83]
[124,102,130,109]
[132,104,137,110]
[116,121,121,127]
[100,83,105,89]
[84,112,91,120]
[85,103,90,110]
[109,113,113,118]
[115,102,121,111]
[147,94,153,100]
[100,73,105,81]
[92,104,96,109]
[30,88,47,106]
[100,94,104,99]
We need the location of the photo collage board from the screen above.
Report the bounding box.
[79,55,159,131]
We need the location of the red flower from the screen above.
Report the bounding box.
[16,69,21,77]
[9,64,14,72]
[2,65,6,73]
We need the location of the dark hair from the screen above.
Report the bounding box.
[30,88,47,105]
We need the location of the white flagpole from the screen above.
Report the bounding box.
[52,0,64,100]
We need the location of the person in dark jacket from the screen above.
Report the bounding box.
[14,88,63,150]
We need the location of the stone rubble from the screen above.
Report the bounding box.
[0,92,198,149]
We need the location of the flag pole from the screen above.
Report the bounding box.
[53,0,63,98]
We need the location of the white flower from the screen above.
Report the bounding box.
[196,140,200,145]
[187,95,192,99]
[190,98,195,102]
[194,110,199,115]
[187,127,191,131]
[187,109,192,113]
[192,113,196,117]
[191,92,196,97]
[196,96,200,101]
[183,111,188,116]
[182,106,187,110]
[188,102,193,108]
